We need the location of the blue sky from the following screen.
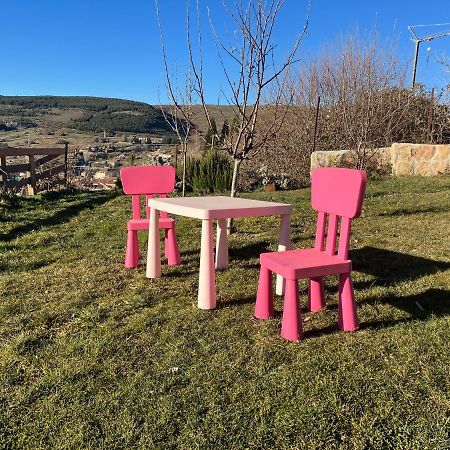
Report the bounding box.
[1,0,449,104]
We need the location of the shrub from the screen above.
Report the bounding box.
[180,150,232,194]
[247,28,450,187]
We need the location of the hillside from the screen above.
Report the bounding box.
[0,95,173,135]
[161,104,237,135]
[0,96,237,137]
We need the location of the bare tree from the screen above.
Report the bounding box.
[250,27,450,185]
[262,30,428,176]
[157,79,194,197]
[306,31,414,169]
[156,0,309,197]
[155,0,196,197]
[436,52,450,73]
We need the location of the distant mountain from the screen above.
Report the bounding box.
[0,95,173,134]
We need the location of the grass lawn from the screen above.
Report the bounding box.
[1,176,450,449]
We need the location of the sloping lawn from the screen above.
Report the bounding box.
[1,176,450,449]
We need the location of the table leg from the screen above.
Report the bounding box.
[146,207,161,278]
[198,219,217,310]
[215,218,229,270]
[276,214,292,295]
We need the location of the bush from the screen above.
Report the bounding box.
[180,150,232,194]
[248,28,450,187]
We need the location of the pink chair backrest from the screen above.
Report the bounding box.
[311,168,367,259]
[120,165,176,220]
[120,165,176,195]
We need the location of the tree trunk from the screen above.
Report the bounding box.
[182,142,187,197]
[230,158,241,198]
[228,158,241,234]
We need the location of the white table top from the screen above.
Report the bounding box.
[147,195,293,220]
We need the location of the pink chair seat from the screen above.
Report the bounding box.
[127,218,175,231]
[260,248,351,280]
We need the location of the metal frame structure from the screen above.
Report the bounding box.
[408,23,450,88]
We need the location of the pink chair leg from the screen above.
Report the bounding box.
[338,272,359,331]
[165,227,181,266]
[255,265,274,319]
[308,277,326,312]
[125,230,139,268]
[281,279,303,341]
[164,229,169,260]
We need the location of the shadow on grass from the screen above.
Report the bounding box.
[163,242,269,280]
[164,267,201,278]
[362,288,450,319]
[315,247,450,294]
[303,288,450,339]
[229,241,271,261]
[378,204,450,217]
[350,246,450,284]
[1,191,117,242]
[218,295,256,309]
[177,240,271,260]
[330,247,450,325]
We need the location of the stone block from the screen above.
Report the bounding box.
[392,143,409,150]
[310,152,320,170]
[311,152,331,169]
[394,161,414,176]
[432,161,450,175]
[338,151,356,166]
[411,145,435,160]
[311,144,449,176]
[415,161,431,176]
[435,146,450,160]
[396,147,412,161]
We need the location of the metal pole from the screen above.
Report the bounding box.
[427,87,435,143]
[411,39,421,88]
[311,95,321,153]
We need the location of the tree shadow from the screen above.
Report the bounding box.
[303,288,450,339]
[1,191,117,241]
[378,204,449,217]
[176,240,271,261]
[362,288,450,318]
[333,247,450,322]
[287,246,450,296]
[163,267,200,278]
[349,246,450,284]
[228,241,271,261]
[218,295,256,309]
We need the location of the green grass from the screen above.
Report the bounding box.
[1,176,450,449]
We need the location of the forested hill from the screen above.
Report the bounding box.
[0,95,173,134]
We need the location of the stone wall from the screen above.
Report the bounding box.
[391,143,450,176]
[311,143,450,176]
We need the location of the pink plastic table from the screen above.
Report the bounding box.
[146,196,293,310]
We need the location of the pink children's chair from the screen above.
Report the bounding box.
[120,165,181,269]
[255,167,368,341]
